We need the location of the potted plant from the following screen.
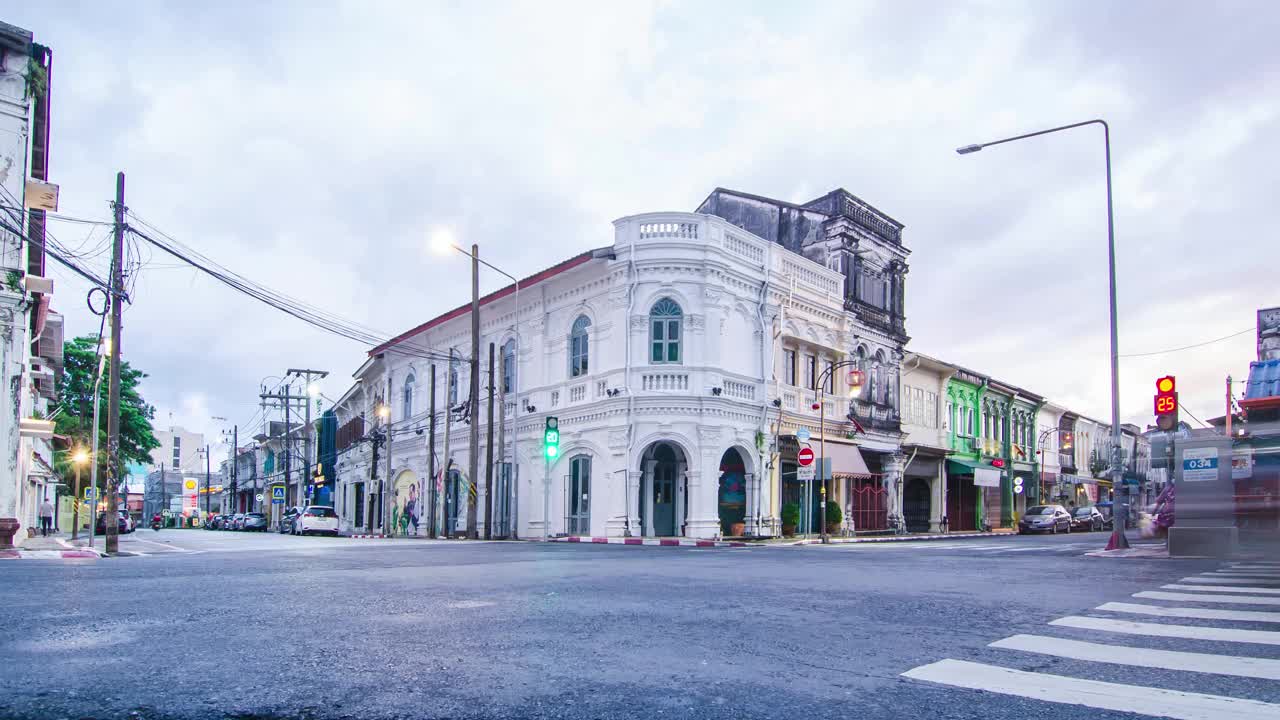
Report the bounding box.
[825,500,843,535]
[781,502,800,536]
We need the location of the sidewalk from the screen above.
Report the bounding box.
[0,533,102,560]
[535,529,1017,549]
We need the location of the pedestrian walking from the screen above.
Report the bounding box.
[39,496,55,537]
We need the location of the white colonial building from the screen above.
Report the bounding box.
[330,188,911,540]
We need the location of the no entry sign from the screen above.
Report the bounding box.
[797,446,815,467]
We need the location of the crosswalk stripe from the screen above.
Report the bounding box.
[1163,584,1280,595]
[1051,615,1280,645]
[1135,591,1280,606]
[1181,576,1280,585]
[991,633,1280,680]
[901,659,1280,719]
[1097,601,1280,623]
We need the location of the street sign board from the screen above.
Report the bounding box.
[1182,447,1219,482]
[272,486,286,500]
[797,464,815,481]
[84,487,94,500]
[797,446,815,467]
[795,427,811,442]
[255,494,264,502]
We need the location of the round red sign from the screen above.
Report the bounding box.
[797,446,815,467]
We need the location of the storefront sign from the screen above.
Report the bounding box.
[1232,449,1253,480]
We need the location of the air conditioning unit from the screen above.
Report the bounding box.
[971,436,984,451]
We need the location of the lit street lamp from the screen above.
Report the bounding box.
[956,119,1128,549]
[70,448,90,541]
[432,230,521,541]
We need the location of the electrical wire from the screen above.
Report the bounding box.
[1120,328,1255,358]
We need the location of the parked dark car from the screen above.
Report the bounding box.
[240,512,269,532]
[229,513,246,530]
[96,510,132,535]
[1018,505,1071,534]
[1069,506,1105,532]
[279,506,302,534]
[206,514,228,530]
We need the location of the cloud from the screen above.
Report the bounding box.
[11,0,1278,446]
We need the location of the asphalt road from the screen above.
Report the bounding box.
[1,529,1273,720]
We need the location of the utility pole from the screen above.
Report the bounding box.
[204,444,211,519]
[286,369,328,508]
[1226,375,1233,437]
[427,365,437,538]
[230,425,238,513]
[467,243,481,539]
[384,373,393,533]
[495,351,507,539]
[104,172,125,555]
[440,351,454,537]
[484,342,495,540]
[282,385,293,507]
[160,464,166,521]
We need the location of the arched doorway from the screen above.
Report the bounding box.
[391,470,420,536]
[903,477,931,533]
[640,442,686,537]
[443,465,465,537]
[718,448,747,536]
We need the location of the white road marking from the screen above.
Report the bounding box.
[1230,565,1280,571]
[1096,602,1280,623]
[1181,576,1280,585]
[1163,584,1280,595]
[1050,615,1280,645]
[1211,571,1280,578]
[901,659,1280,720]
[1134,591,1280,606]
[991,633,1280,680]
[123,537,191,553]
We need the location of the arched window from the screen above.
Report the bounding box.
[855,347,869,400]
[649,298,682,364]
[501,339,516,394]
[448,358,459,407]
[402,374,415,420]
[873,350,886,404]
[569,315,591,377]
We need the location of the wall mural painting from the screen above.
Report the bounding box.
[391,472,420,536]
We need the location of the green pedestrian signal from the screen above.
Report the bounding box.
[544,417,559,460]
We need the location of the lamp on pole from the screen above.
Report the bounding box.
[70,449,90,541]
[432,230,522,540]
[813,360,865,544]
[957,119,1128,549]
[1035,427,1072,505]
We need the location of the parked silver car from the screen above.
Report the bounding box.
[1017,505,1071,534]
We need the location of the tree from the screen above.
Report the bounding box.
[54,335,160,485]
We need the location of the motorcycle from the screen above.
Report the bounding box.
[151,514,163,532]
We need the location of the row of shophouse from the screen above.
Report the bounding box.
[219,184,1151,540]
[0,22,65,548]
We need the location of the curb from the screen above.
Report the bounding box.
[541,536,751,548]
[0,549,101,560]
[785,530,1016,546]
[344,534,387,539]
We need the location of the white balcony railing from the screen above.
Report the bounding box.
[641,372,689,392]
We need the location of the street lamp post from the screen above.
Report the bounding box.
[813,360,865,544]
[957,119,1128,549]
[433,232,522,540]
[70,449,89,541]
[1035,427,1072,505]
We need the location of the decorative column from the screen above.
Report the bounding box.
[884,452,905,526]
[743,472,758,536]
[642,459,656,537]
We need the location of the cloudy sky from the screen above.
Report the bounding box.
[12,1,1279,460]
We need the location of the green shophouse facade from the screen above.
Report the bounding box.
[944,370,991,531]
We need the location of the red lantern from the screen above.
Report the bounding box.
[847,370,865,387]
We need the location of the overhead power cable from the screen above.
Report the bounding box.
[1120,327,1254,358]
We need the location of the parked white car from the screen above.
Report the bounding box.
[293,506,339,536]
